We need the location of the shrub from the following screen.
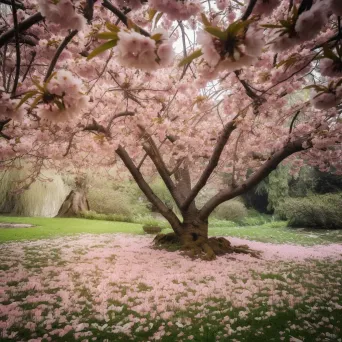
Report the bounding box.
[87,186,149,217]
[79,210,133,223]
[275,194,342,229]
[133,215,171,229]
[212,200,248,222]
[209,219,237,228]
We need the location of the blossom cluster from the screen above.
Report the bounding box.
[149,0,201,20]
[115,29,174,71]
[0,90,22,121]
[37,0,86,31]
[38,70,87,123]
[197,27,264,75]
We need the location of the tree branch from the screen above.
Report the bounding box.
[240,0,257,21]
[0,118,12,140]
[199,137,311,220]
[11,0,21,97]
[137,124,183,209]
[44,30,78,82]
[116,144,182,231]
[0,12,43,48]
[101,0,150,37]
[181,120,237,211]
[0,0,24,9]
[107,111,135,131]
[21,51,36,82]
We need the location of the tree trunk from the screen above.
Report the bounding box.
[56,190,89,217]
[154,220,261,260]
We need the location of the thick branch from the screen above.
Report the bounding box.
[107,111,134,130]
[240,0,257,21]
[181,120,236,210]
[138,125,183,209]
[101,0,150,37]
[11,0,20,97]
[199,138,311,220]
[44,30,78,82]
[116,145,182,231]
[0,12,43,48]
[0,0,24,9]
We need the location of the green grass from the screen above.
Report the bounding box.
[0,216,143,242]
[209,224,342,245]
[1,216,342,246]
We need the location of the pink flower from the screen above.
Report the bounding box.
[38,0,86,31]
[148,0,201,20]
[320,58,342,78]
[295,2,328,41]
[311,92,338,110]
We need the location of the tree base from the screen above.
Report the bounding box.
[56,190,90,217]
[153,233,261,260]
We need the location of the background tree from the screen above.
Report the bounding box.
[0,0,341,259]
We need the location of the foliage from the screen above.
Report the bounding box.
[149,178,176,211]
[0,167,69,217]
[87,184,149,217]
[276,193,342,229]
[79,210,134,223]
[266,166,290,211]
[212,200,248,221]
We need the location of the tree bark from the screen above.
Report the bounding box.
[56,190,90,217]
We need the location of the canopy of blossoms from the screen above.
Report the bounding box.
[0,0,341,196]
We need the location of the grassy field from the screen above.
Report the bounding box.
[1,216,342,245]
[0,233,341,342]
[1,217,342,341]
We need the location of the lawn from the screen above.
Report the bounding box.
[0,216,142,242]
[0,234,341,342]
[1,216,342,246]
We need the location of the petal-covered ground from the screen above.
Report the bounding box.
[0,234,342,341]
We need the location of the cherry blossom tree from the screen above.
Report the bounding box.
[0,0,341,259]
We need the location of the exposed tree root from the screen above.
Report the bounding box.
[153,233,262,260]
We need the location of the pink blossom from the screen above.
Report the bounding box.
[295,2,328,41]
[38,0,86,31]
[148,0,201,20]
[320,58,342,78]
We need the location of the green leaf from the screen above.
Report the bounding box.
[87,40,118,60]
[30,94,43,109]
[32,78,45,92]
[105,22,120,32]
[151,33,163,42]
[178,49,203,67]
[154,12,163,28]
[261,24,284,29]
[148,8,157,21]
[97,32,118,40]
[303,85,327,92]
[201,13,211,26]
[205,26,226,40]
[54,99,65,111]
[16,91,39,109]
